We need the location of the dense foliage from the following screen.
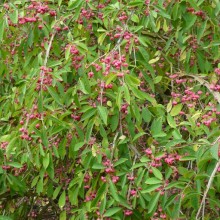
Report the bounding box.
[0,0,220,219]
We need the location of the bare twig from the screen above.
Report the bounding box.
[128,144,141,158]
[111,132,119,159]
[196,136,220,220]
[196,159,220,219]
[39,32,56,124]
[40,32,56,90]
[181,74,220,104]
[86,11,134,69]
[127,155,137,200]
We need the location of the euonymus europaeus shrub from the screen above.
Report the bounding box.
[0,0,220,219]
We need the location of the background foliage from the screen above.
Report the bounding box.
[0,0,220,219]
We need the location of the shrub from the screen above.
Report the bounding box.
[0,0,220,219]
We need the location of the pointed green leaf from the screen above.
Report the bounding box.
[59,191,66,209]
[170,104,182,116]
[97,106,108,125]
[151,167,163,180]
[148,192,160,213]
[145,177,162,185]
[103,207,122,217]
[109,180,120,202]
[47,86,62,105]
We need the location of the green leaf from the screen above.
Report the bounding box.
[47,86,63,105]
[75,42,88,51]
[68,0,83,9]
[138,36,149,47]
[48,60,63,68]
[97,106,108,125]
[131,14,139,23]
[43,153,50,169]
[109,180,120,202]
[92,163,105,169]
[59,211,66,220]
[0,18,5,42]
[116,87,123,109]
[105,73,117,85]
[65,46,71,60]
[133,132,146,142]
[78,79,89,94]
[58,0,63,6]
[197,20,207,42]
[38,93,43,113]
[125,74,140,87]
[85,118,95,141]
[145,177,162,185]
[138,47,149,63]
[167,113,177,128]
[187,0,200,10]
[170,104,182,116]
[142,108,152,123]
[151,118,162,136]
[36,178,43,194]
[7,162,22,168]
[53,186,62,200]
[0,216,13,220]
[104,207,122,217]
[98,33,107,45]
[141,184,162,193]
[167,100,172,113]
[123,84,130,104]
[184,14,197,31]
[149,57,160,64]
[118,195,132,209]
[179,156,196,161]
[210,143,219,160]
[74,142,85,151]
[6,136,18,158]
[31,176,39,188]
[128,0,144,7]
[114,158,128,167]
[148,192,160,213]
[41,127,49,148]
[9,10,18,24]
[92,183,107,206]
[154,76,162,84]
[154,6,171,19]
[130,87,156,104]
[140,156,151,163]
[151,167,163,180]
[172,3,179,20]
[59,191,66,209]
[0,135,11,142]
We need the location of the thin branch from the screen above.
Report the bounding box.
[181,74,220,104]
[85,11,134,69]
[111,132,119,159]
[127,155,137,200]
[196,136,220,220]
[39,32,56,124]
[196,160,220,220]
[128,144,141,158]
[40,32,56,90]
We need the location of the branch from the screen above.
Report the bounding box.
[39,32,56,124]
[127,155,137,200]
[196,136,220,220]
[40,32,56,90]
[196,160,220,220]
[111,132,119,159]
[182,74,220,104]
[128,145,141,158]
[85,11,134,69]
